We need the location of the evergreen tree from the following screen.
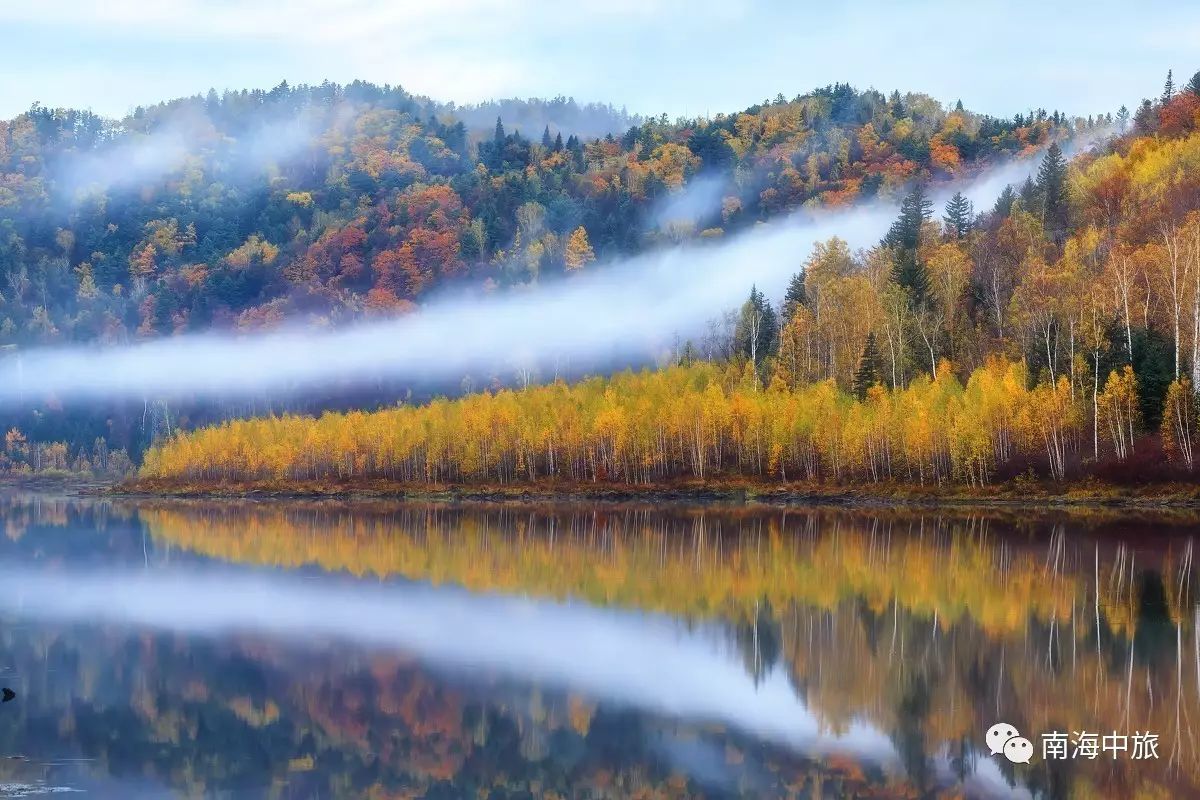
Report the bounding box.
[552,132,564,152]
[1187,70,1200,97]
[541,126,553,149]
[852,332,883,400]
[781,271,807,321]
[1116,105,1130,132]
[1162,70,1175,105]
[943,191,974,239]
[688,124,733,170]
[566,134,585,170]
[734,286,778,374]
[1135,99,1157,134]
[883,184,933,303]
[483,117,507,169]
[1036,142,1069,239]
[992,185,1017,218]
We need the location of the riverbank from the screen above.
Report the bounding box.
[122,476,1200,510]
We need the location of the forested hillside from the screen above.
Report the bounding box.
[5,73,1200,482]
[1,80,1081,344]
[139,73,1200,490]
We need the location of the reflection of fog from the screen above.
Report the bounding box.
[0,564,896,766]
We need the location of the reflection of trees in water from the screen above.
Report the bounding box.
[132,499,1200,797]
[0,623,902,799]
[4,494,1200,798]
[734,600,781,686]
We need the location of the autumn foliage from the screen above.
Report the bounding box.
[140,356,1195,489]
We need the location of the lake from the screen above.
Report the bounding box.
[0,492,1196,798]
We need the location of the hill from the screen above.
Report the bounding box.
[131,75,1200,492]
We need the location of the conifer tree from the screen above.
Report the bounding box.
[1116,105,1130,132]
[734,286,778,375]
[781,271,808,321]
[541,126,553,149]
[1187,70,1200,97]
[1162,69,1175,105]
[884,184,933,304]
[943,191,974,239]
[992,185,1016,218]
[1036,143,1069,240]
[852,332,883,400]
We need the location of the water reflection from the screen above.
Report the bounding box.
[0,492,1195,799]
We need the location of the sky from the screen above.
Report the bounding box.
[1,0,1198,121]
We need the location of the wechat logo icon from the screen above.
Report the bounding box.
[986,722,1033,764]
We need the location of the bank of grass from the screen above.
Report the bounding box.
[123,474,1200,509]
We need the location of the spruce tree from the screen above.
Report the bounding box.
[552,132,564,152]
[1036,142,1069,239]
[541,126,553,149]
[853,333,883,400]
[485,117,506,170]
[883,184,933,304]
[1116,105,1130,132]
[781,271,807,321]
[1187,70,1200,97]
[1162,70,1175,105]
[992,185,1017,218]
[1134,99,1156,134]
[734,286,778,373]
[943,191,974,239]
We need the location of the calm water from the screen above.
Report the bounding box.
[0,493,1196,799]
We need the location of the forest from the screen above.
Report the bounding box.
[133,72,1200,491]
[3,72,1200,490]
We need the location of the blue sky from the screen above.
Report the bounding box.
[2,0,1198,121]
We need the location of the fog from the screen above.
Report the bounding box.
[0,140,1094,406]
[648,174,730,232]
[55,106,333,201]
[0,564,899,764]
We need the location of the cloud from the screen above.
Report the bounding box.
[4,1,1195,120]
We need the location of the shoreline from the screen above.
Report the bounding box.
[116,477,1200,510]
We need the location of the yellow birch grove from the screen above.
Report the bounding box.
[143,358,1131,488]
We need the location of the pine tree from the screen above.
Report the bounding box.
[552,132,564,152]
[883,184,933,303]
[541,126,553,149]
[1162,70,1175,106]
[781,271,807,321]
[943,191,974,239]
[853,333,883,400]
[1036,143,1069,239]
